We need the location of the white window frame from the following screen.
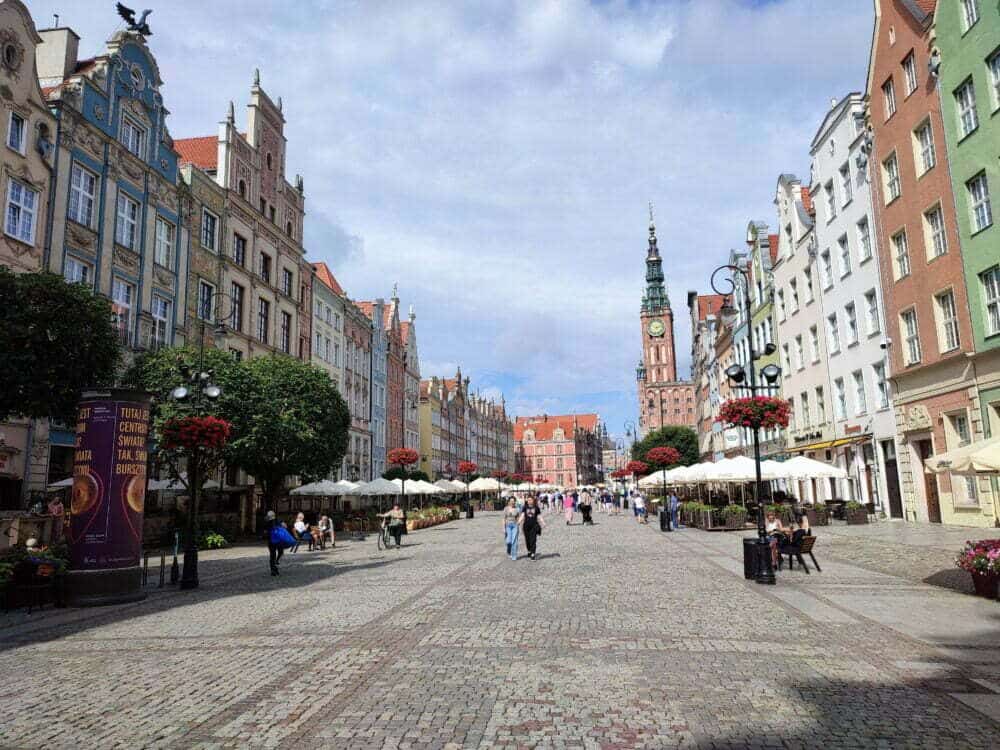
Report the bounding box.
[852,370,868,416]
[68,163,97,227]
[151,295,171,347]
[882,77,896,120]
[821,250,833,290]
[882,152,900,202]
[154,216,174,268]
[5,177,38,244]
[809,325,820,363]
[873,362,889,410]
[838,235,851,278]
[923,204,947,259]
[845,302,859,345]
[816,386,827,424]
[824,180,837,220]
[892,229,910,279]
[961,0,980,32]
[197,280,215,322]
[827,313,841,354]
[839,163,852,206]
[789,279,799,313]
[64,256,91,285]
[803,266,814,303]
[115,190,139,249]
[903,51,918,96]
[794,335,804,371]
[834,377,847,421]
[901,308,921,365]
[120,117,146,158]
[982,266,1000,337]
[6,111,25,154]
[955,79,979,138]
[967,172,993,233]
[989,50,1000,111]
[112,277,134,336]
[864,290,880,335]
[914,119,935,174]
[934,289,960,353]
[201,208,218,251]
[857,217,872,262]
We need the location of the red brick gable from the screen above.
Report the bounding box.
[514,414,598,441]
[696,294,727,320]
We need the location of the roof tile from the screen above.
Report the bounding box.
[174,135,217,170]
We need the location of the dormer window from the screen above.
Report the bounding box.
[121,117,146,158]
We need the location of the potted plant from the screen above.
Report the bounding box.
[719,504,748,530]
[955,539,1000,599]
[844,500,868,525]
[805,503,830,526]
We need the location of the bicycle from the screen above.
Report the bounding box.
[376,518,392,551]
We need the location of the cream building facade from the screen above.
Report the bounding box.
[311,261,347,395]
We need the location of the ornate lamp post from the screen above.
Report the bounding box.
[711,263,784,585]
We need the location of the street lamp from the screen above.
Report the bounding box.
[711,263,781,585]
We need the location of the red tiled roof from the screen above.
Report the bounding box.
[356,301,375,320]
[914,0,936,14]
[312,262,345,296]
[800,189,814,216]
[174,135,217,170]
[767,234,779,264]
[514,414,599,441]
[696,294,727,321]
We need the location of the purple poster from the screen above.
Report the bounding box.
[69,393,151,570]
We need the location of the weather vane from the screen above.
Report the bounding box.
[116,3,153,37]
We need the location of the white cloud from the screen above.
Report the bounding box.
[33,0,873,431]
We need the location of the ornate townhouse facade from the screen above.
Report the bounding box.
[311,261,347,395]
[746,223,783,456]
[687,292,726,461]
[358,299,388,479]
[385,293,404,454]
[342,298,372,482]
[401,310,421,453]
[513,414,602,488]
[0,0,58,506]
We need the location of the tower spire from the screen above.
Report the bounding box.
[641,204,668,312]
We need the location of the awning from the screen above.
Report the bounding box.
[924,436,1000,475]
[783,435,868,455]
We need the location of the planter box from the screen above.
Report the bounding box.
[806,508,830,526]
[845,508,868,525]
[970,571,999,600]
[722,514,747,530]
[697,510,713,529]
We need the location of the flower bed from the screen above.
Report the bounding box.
[956,539,1000,600]
[405,506,456,532]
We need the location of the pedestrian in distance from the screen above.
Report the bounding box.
[634,492,648,524]
[265,511,295,576]
[503,497,520,560]
[579,488,594,526]
[563,491,575,525]
[519,494,546,560]
[669,492,681,530]
[379,502,406,548]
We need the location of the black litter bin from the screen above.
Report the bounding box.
[659,507,672,532]
[466,502,474,519]
[743,537,760,579]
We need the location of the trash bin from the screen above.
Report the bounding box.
[743,537,760,580]
[466,502,474,520]
[659,507,672,532]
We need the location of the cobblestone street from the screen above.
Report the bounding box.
[2,512,999,749]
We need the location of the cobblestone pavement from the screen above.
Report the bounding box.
[2,510,998,749]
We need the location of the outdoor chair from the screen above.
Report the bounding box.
[777,533,821,574]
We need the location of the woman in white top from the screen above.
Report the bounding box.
[292,512,311,552]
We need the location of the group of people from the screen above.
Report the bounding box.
[764,508,811,567]
[264,511,336,576]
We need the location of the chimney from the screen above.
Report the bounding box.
[36,27,80,87]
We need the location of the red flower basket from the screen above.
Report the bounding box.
[161,415,232,451]
[717,397,791,430]
[625,460,648,477]
[458,461,478,476]
[646,446,681,468]
[387,448,420,467]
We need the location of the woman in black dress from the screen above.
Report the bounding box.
[518,495,547,560]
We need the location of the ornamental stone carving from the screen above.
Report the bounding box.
[113,247,140,272]
[68,224,97,250]
[152,266,174,288]
[905,405,932,431]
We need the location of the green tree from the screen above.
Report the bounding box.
[631,425,698,467]
[0,268,120,421]
[382,467,430,482]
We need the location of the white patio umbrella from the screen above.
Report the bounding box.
[331,479,359,493]
[290,479,341,495]
[469,477,502,492]
[781,455,847,479]
[923,436,1000,475]
[350,477,403,496]
[434,479,465,493]
[411,480,445,495]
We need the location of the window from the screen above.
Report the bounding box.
[197,280,215,321]
[864,290,880,335]
[838,235,851,277]
[259,198,267,215]
[873,362,889,410]
[902,51,918,95]
[279,311,292,354]
[982,267,1000,336]
[151,295,171,347]
[154,217,173,267]
[901,308,921,365]
[989,51,1000,110]
[789,279,799,312]
[820,250,833,289]
[834,378,847,421]
[230,348,243,362]
[5,178,38,243]
[233,233,246,266]
[776,289,786,321]
[794,335,804,371]
[809,325,820,363]
[852,371,868,415]
[952,413,972,446]
[112,192,138,249]
[257,298,270,343]
[882,153,900,202]
[856,217,872,262]
[281,268,293,296]
[816,386,826,424]
[238,179,247,199]
[824,180,836,220]
[64,256,91,284]
[935,290,960,352]
[839,163,852,205]
[201,209,218,250]
[803,267,814,302]
[967,172,993,232]
[259,253,272,283]
[799,393,811,428]
[827,313,841,354]
[961,0,979,32]
[914,120,935,174]
[845,302,859,345]
[7,112,25,153]
[230,282,245,333]
[918,204,948,261]
[120,117,146,157]
[68,164,97,226]
[781,344,791,376]
[955,80,978,137]
[112,278,133,336]
[892,230,910,279]
[268,205,276,223]
[882,77,896,119]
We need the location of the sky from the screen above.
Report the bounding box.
[33,0,874,438]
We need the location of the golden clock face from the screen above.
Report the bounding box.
[647,319,665,337]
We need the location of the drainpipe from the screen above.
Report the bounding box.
[42,104,63,272]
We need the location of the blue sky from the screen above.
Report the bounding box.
[34,0,874,438]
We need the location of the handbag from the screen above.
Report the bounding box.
[271,526,297,548]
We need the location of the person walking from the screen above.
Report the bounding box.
[562,491,575,525]
[265,511,285,576]
[669,492,681,530]
[634,492,647,524]
[519,495,546,560]
[579,488,594,526]
[503,497,520,560]
[379,502,406,548]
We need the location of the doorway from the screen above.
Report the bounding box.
[881,440,903,519]
[916,439,941,523]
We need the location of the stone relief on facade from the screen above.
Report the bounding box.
[67,224,97,251]
[113,246,140,272]
[1,236,38,258]
[905,405,932,431]
[0,28,25,80]
[152,266,174,289]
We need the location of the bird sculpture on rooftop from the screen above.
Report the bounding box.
[116,3,153,37]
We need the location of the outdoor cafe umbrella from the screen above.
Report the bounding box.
[290,479,341,496]
[468,477,502,492]
[331,479,359,493]
[781,455,847,479]
[923,436,1000,475]
[434,479,465,493]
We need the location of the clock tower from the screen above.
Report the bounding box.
[635,206,696,435]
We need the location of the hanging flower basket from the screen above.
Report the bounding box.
[717,397,791,430]
[161,415,232,451]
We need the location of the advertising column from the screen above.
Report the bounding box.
[66,389,152,606]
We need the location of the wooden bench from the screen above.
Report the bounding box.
[777,535,821,574]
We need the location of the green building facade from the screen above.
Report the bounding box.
[935,1,1000,444]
